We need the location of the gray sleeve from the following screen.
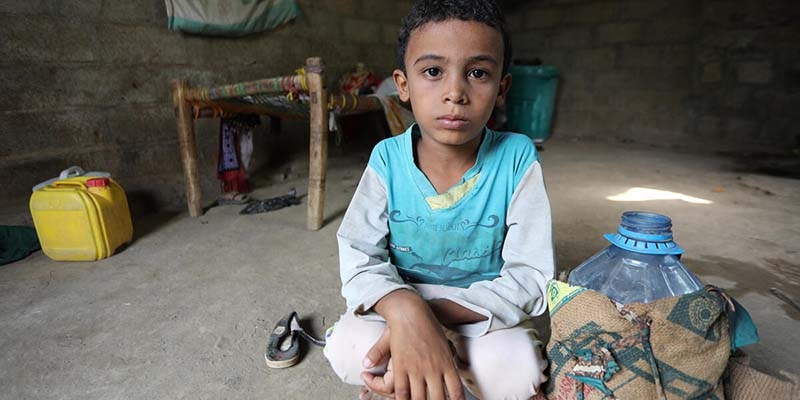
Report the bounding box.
[443,161,555,337]
[337,166,416,313]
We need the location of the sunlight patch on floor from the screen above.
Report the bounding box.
[606,187,713,204]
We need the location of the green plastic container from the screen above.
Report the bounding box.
[505,65,560,143]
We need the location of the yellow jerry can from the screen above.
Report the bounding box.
[30,173,133,261]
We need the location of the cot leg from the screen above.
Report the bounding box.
[172,79,203,217]
[305,57,329,231]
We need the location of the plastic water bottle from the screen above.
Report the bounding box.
[568,211,703,304]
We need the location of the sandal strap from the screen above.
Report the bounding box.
[288,312,326,347]
[295,328,326,347]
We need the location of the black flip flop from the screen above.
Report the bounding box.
[265,311,326,369]
[217,192,251,205]
[265,312,301,369]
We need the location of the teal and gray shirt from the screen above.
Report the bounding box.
[337,124,554,337]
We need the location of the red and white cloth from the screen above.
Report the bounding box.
[217,115,259,194]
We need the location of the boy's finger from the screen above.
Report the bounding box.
[426,377,446,400]
[359,386,395,400]
[394,373,411,400]
[409,376,426,400]
[363,327,391,368]
[444,370,465,400]
[361,370,395,397]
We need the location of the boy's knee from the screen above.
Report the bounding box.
[462,329,548,400]
[468,357,547,400]
[323,313,387,386]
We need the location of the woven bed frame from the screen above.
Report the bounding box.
[171,57,386,230]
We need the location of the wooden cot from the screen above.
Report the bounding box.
[171,57,386,230]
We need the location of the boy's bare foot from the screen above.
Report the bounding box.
[359,386,393,400]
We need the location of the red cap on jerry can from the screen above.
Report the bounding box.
[86,177,110,188]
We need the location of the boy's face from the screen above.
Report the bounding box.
[394,19,510,148]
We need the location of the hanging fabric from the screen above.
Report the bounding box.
[218,115,259,194]
[165,0,301,37]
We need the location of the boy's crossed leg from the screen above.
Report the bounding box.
[324,311,547,400]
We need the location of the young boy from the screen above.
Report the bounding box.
[324,1,554,399]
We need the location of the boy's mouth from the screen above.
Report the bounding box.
[436,114,469,129]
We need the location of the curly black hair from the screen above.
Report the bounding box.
[397,0,512,77]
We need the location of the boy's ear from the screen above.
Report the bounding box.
[393,69,410,102]
[494,73,512,108]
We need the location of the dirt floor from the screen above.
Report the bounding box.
[1,137,798,399]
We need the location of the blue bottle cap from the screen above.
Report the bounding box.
[604,211,684,255]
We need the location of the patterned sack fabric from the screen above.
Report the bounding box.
[545,281,730,400]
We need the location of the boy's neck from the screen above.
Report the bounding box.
[414,130,483,194]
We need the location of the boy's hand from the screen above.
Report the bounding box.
[361,368,396,399]
[363,326,392,371]
[361,327,395,398]
[370,290,466,400]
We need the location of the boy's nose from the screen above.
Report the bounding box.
[442,77,468,105]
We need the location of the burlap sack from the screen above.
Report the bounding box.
[545,281,730,400]
[724,353,799,399]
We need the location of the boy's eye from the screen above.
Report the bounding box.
[423,67,441,78]
[468,69,488,79]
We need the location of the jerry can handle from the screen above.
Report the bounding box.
[59,166,86,179]
[52,181,87,189]
[31,167,112,192]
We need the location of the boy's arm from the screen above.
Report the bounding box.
[342,165,465,400]
[443,161,555,336]
[369,287,465,400]
[337,166,416,313]
[428,298,487,325]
